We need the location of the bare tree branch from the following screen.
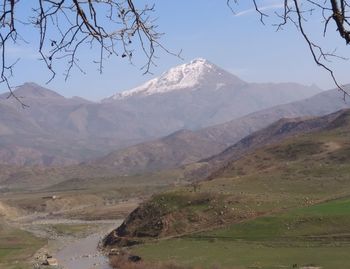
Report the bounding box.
[229,0,350,97]
[1,0,350,103]
[0,0,181,103]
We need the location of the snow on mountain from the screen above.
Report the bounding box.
[110,58,245,100]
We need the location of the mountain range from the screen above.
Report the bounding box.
[1,90,349,190]
[89,86,350,175]
[0,58,324,166]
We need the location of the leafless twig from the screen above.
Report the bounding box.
[0,0,181,104]
[229,0,350,97]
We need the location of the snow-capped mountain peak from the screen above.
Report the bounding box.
[110,58,243,100]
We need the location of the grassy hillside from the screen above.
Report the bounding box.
[133,198,350,269]
[104,109,350,268]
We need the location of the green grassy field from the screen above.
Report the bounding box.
[0,223,46,269]
[123,117,350,269]
[133,198,350,269]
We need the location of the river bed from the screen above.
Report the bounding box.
[54,220,123,269]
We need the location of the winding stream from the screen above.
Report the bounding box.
[55,220,123,269]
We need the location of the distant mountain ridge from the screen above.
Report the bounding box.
[0,58,328,166]
[12,82,65,99]
[2,107,350,191]
[89,129,227,174]
[103,58,323,131]
[91,87,350,175]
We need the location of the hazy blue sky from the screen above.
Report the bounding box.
[2,0,349,100]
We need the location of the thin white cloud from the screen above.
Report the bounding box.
[235,3,285,17]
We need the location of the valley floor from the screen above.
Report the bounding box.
[0,167,177,269]
[0,191,138,269]
[2,191,350,269]
[0,215,121,269]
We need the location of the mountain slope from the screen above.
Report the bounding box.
[103,108,350,248]
[200,109,347,179]
[91,129,226,174]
